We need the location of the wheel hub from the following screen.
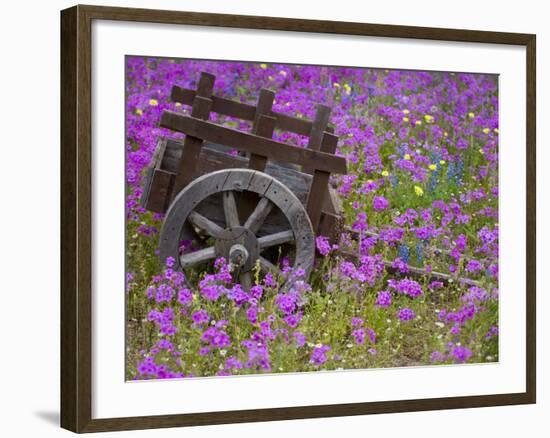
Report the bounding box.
[214,226,259,272]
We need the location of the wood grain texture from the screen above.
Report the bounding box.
[160,112,347,174]
[61,4,536,432]
[172,73,214,195]
[159,169,315,279]
[306,132,339,232]
[303,104,332,174]
[172,85,319,137]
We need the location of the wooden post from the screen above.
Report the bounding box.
[241,89,276,219]
[249,89,275,172]
[171,72,215,198]
[303,104,331,174]
[306,132,338,233]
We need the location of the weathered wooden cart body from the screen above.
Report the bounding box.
[140,72,347,287]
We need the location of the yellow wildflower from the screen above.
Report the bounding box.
[494,128,499,134]
[468,112,475,118]
[260,63,267,69]
[135,108,143,116]
[444,131,448,137]
[175,102,181,107]
[402,117,409,122]
[333,82,341,88]
[279,70,287,77]
[381,170,389,177]
[479,148,485,154]
[414,186,424,196]
[439,160,446,165]
[149,99,158,106]
[404,154,411,160]
[428,164,437,171]
[403,109,410,115]
[424,114,434,123]
[415,120,422,126]
[343,83,352,95]
[482,127,490,134]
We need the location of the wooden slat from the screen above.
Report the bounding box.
[160,112,347,174]
[258,230,295,249]
[253,89,275,132]
[304,105,332,174]
[306,132,339,232]
[171,85,318,137]
[143,168,173,213]
[222,191,240,227]
[244,197,274,234]
[179,246,216,268]
[172,86,256,120]
[188,211,223,238]
[171,72,215,197]
[249,89,275,171]
[249,115,276,171]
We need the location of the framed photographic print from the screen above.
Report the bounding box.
[60,4,536,433]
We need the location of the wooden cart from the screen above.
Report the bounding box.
[140,72,347,288]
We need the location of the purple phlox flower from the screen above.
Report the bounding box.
[310,344,331,366]
[316,235,336,256]
[293,331,307,347]
[391,257,409,274]
[201,327,231,348]
[177,288,193,306]
[451,345,473,363]
[375,290,392,308]
[388,278,423,298]
[397,307,416,321]
[191,309,209,326]
[352,328,366,345]
[373,195,389,211]
[283,312,303,328]
[485,325,499,340]
[461,286,488,303]
[465,259,483,273]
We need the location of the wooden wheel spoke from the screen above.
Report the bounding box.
[258,256,281,276]
[223,191,240,228]
[244,197,274,234]
[239,271,253,291]
[258,230,295,250]
[188,211,223,238]
[180,246,216,268]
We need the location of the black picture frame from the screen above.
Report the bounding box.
[60,4,536,433]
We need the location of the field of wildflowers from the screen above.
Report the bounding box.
[125,57,499,380]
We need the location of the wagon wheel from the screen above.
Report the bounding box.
[159,169,315,289]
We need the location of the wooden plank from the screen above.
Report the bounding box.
[249,115,276,171]
[171,72,215,197]
[253,89,275,133]
[222,191,240,227]
[303,105,331,174]
[244,197,274,234]
[179,246,216,268]
[143,168,173,213]
[249,90,276,172]
[306,132,339,232]
[318,187,344,241]
[244,94,276,219]
[188,211,223,237]
[160,112,347,174]
[307,105,334,153]
[171,85,318,137]
[258,230,294,249]
[171,86,256,120]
